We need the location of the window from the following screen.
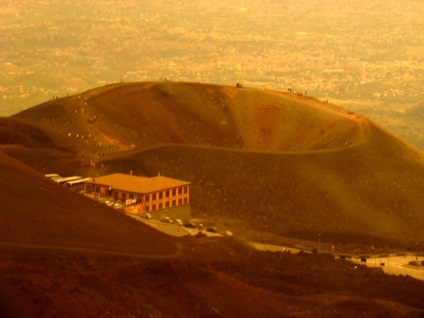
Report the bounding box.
[146,195,150,202]
[178,187,182,195]
[183,186,188,194]
[172,189,176,196]
[159,192,163,199]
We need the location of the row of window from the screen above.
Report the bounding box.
[145,186,189,202]
[145,197,189,212]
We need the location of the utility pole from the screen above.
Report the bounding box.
[416,242,419,263]
[318,233,321,254]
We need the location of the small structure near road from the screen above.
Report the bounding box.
[54,176,82,184]
[66,177,91,191]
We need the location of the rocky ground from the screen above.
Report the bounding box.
[2,82,424,316]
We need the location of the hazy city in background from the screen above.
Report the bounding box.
[1,0,423,149]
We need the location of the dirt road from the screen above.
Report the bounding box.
[250,241,424,281]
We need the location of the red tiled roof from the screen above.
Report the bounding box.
[85,173,190,194]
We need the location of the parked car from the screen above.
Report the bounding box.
[409,260,422,266]
[223,230,233,237]
[161,216,173,224]
[113,203,123,210]
[183,222,196,229]
[98,197,107,203]
[174,219,183,226]
[143,213,152,219]
[206,227,218,233]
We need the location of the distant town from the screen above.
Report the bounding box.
[1,0,423,148]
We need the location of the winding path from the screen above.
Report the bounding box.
[0,241,183,259]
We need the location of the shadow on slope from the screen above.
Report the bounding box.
[0,150,175,256]
[0,117,54,148]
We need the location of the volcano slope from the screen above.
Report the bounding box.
[2,82,424,317]
[1,150,422,317]
[1,154,424,317]
[10,81,424,248]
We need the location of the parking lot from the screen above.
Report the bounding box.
[128,215,224,238]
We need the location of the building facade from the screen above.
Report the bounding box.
[82,173,190,216]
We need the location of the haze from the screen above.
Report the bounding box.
[1,0,423,148]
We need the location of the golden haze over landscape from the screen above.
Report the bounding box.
[1,0,424,316]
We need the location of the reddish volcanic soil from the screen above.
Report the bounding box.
[6,82,424,246]
[1,240,424,317]
[1,82,424,316]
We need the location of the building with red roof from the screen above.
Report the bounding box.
[83,173,191,218]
